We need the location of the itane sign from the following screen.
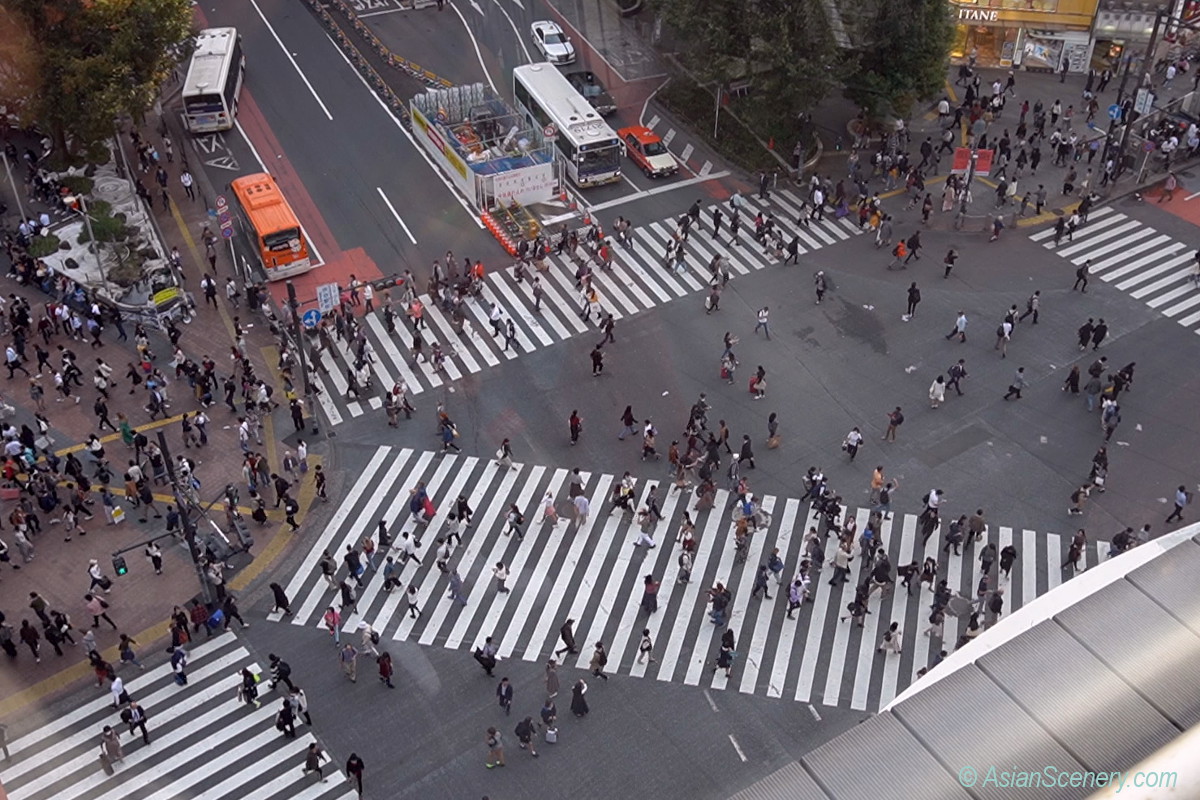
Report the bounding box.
[958,7,1000,22]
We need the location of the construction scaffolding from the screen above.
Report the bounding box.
[410,84,561,253]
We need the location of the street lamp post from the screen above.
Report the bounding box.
[0,151,27,224]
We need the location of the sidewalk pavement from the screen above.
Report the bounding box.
[803,62,1192,235]
[0,111,326,720]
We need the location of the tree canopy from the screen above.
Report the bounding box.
[845,0,953,119]
[0,0,193,161]
[654,0,842,121]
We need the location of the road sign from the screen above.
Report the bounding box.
[316,282,340,314]
[302,309,322,329]
[1108,103,1122,121]
[543,124,557,139]
[1134,88,1155,116]
[215,194,234,236]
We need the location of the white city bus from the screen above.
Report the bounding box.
[513,63,621,187]
[182,27,246,134]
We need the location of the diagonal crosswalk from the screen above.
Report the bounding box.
[271,447,1110,713]
[0,633,356,800]
[1031,206,1200,330]
[308,190,862,426]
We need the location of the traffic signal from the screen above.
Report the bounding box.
[112,555,128,576]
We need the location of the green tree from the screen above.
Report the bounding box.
[654,0,841,119]
[0,0,193,161]
[845,0,953,119]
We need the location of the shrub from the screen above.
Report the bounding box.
[658,78,780,174]
[27,234,62,259]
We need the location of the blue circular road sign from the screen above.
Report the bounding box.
[1108,104,1122,121]
[302,309,322,329]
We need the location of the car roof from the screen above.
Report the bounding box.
[618,126,658,143]
[533,20,563,33]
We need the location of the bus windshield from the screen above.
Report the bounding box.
[263,227,302,251]
[579,143,620,176]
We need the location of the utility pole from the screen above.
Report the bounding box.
[286,280,319,436]
[156,430,214,605]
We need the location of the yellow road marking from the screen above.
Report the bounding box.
[228,454,322,592]
[55,411,189,456]
[0,620,171,718]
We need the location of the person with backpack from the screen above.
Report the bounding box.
[505,504,525,539]
[515,716,539,757]
[170,645,188,685]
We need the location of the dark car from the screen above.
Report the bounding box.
[566,71,616,116]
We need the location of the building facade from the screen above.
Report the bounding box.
[949,0,1100,71]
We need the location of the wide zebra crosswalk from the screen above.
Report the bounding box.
[309,189,861,427]
[271,447,1109,712]
[0,633,356,800]
[1031,205,1200,331]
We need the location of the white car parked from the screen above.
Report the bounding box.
[531,21,576,65]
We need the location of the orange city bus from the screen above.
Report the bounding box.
[229,173,314,281]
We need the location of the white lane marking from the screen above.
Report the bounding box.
[647,114,660,129]
[621,173,641,192]
[358,6,409,16]
[662,129,676,146]
[376,186,418,244]
[808,704,822,721]
[490,0,533,64]
[587,170,731,213]
[323,34,483,227]
[728,734,748,762]
[699,160,712,176]
[248,0,333,121]
[451,2,498,92]
[680,143,694,162]
[704,689,719,712]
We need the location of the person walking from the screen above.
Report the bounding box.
[589,641,609,680]
[346,753,365,795]
[303,743,330,783]
[636,628,656,664]
[1073,261,1090,292]
[1003,367,1028,400]
[754,307,770,339]
[1165,485,1190,523]
[496,676,514,715]
[945,311,968,342]
[545,658,560,697]
[515,716,539,757]
[275,698,297,739]
[555,618,579,658]
[570,678,589,717]
[1018,291,1041,324]
[904,282,921,319]
[485,727,506,768]
[882,407,903,441]
[877,621,903,655]
[493,562,510,593]
[85,593,117,630]
[569,409,583,445]
[339,642,359,682]
[929,376,946,408]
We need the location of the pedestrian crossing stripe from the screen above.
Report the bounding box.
[308,189,862,427]
[271,448,1110,713]
[1031,206,1200,331]
[0,633,357,800]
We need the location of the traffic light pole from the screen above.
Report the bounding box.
[156,430,215,605]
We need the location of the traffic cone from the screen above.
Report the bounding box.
[768,137,775,150]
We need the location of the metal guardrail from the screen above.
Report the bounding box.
[309,0,455,93]
[304,0,415,125]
